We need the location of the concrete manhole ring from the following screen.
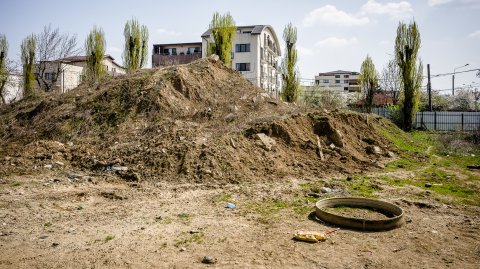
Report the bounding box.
[315,197,405,231]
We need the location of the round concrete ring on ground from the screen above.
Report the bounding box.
[315,197,404,231]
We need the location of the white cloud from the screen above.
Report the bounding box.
[428,0,453,6]
[468,30,480,39]
[303,5,369,27]
[428,0,480,7]
[361,0,413,17]
[296,45,314,56]
[156,28,182,36]
[315,37,358,47]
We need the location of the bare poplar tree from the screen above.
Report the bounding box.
[123,18,149,72]
[380,59,401,104]
[21,34,36,98]
[281,23,300,103]
[359,55,378,113]
[35,25,80,92]
[85,26,106,81]
[395,20,423,131]
[207,12,236,66]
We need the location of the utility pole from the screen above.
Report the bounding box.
[427,64,432,111]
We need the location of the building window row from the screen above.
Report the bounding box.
[235,43,250,52]
[236,63,250,71]
[45,72,56,80]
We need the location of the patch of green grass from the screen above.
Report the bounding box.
[43,222,52,228]
[177,213,192,224]
[10,182,22,187]
[215,193,233,203]
[104,235,114,242]
[385,157,422,171]
[174,231,204,247]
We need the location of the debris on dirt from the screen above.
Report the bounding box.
[467,165,480,170]
[425,183,432,188]
[201,256,217,264]
[225,203,236,209]
[293,231,326,243]
[293,228,339,243]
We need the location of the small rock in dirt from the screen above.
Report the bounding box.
[330,130,344,148]
[209,54,219,61]
[329,143,336,150]
[255,133,276,151]
[307,193,321,198]
[39,235,48,240]
[44,164,53,169]
[229,138,237,149]
[112,166,128,172]
[201,256,217,264]
[180,247,187,252]
[425,183,432,188]
[189,229,201,234]
[366,145,382,155]
[320,187,332,193]
[52,242,59,247]
[66,142,74,147]
[54,161,64,166]
[385,151,395,158]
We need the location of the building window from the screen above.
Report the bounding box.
[235,44,251,52]
[163,48,177,55]
[236,63,250,71]
[112,68,116,73]
[45,72,56,80]
[335,80,340,84]
[335,75,340,78]
[323,79,329,83]
[344,87,349,91]
[344,75,349,78]
[344,80,349,83]
[315,80,320,85]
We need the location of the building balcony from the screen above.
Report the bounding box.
[152,52,202,67]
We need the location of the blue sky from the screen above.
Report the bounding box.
[1,0,479,92]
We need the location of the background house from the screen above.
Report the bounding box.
[201,25,282,98]
[315,70,360,92]
[36,55,125,93]
[152,42,202,68]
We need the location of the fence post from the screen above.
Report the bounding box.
[434,111,437,130]
[461,113,464,131]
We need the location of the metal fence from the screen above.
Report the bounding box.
[414,111,480,131]
[351,107,480,131]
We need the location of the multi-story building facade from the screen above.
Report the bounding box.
[201,25,281,97]
[152,42,202,68]
[314,70,360,92]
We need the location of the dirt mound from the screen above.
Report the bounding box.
[0,58,396,182]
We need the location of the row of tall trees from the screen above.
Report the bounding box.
[358,20,423,131]
[0,18,150,103]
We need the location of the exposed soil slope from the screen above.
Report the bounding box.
[0,58,394,182]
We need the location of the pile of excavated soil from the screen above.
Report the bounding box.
[0,58,396,183]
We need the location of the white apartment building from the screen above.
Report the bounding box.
[314,70,360,92]
[201,25,281,97]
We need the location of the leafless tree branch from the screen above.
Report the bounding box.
[35,25,80,92]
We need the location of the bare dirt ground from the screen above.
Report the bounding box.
[1,169,479,269]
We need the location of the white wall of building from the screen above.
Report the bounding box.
[3,74,22,104]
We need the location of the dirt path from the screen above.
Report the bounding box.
[1,174,479,268]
